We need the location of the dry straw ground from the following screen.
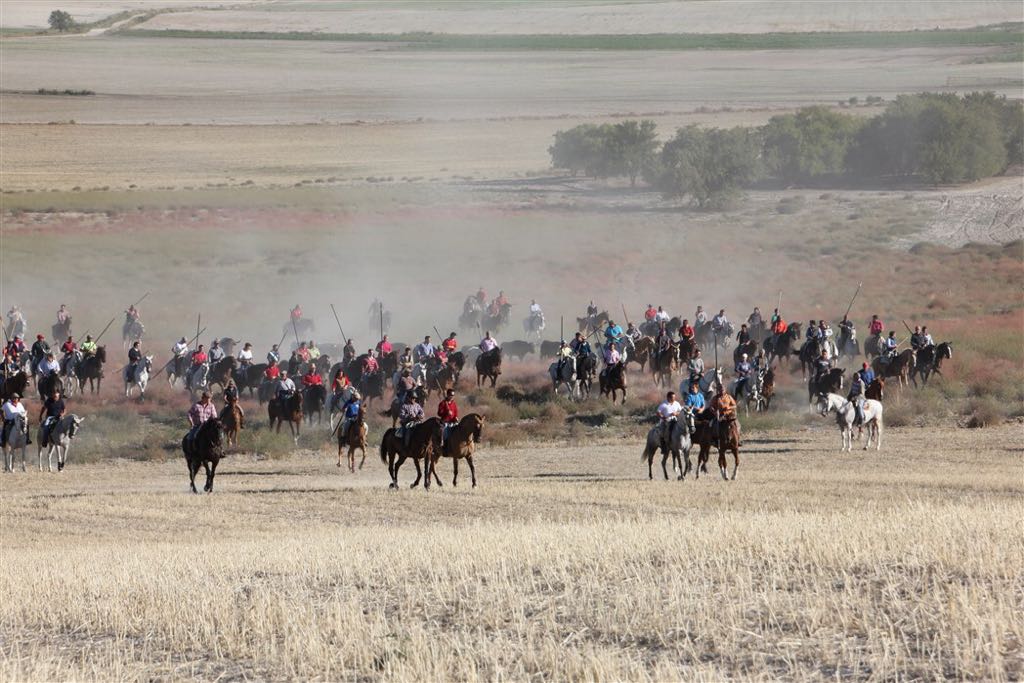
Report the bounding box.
[2,425,1022,681]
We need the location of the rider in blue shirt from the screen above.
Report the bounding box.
[604,320,624,347]
[684,383,706,414]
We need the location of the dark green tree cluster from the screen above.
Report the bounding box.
[48,10,75,32]
[549,93,1022,208]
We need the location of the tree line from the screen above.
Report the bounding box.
[549,92,1023,209]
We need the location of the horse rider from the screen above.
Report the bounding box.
[369,299,383,318]
[224,377,240,405]
[495,291,509,309]
[556,340,573,376]
[38,352,60,379]
[655,324,672,357]
[688,348,705,385]
[395,369,415,403]
[712,309,729,335]
[191,344,208,368]
[868,314,884,338]
[528,299,543,325]
[709,384,738,437]
[734,353,752,396]
[604,319,624,349]
[38,387,65,449]
[237,342,254,370]
[753,348,768,373]
[813,349,832,386]
[569,331,591,357]
[479,331,498,354]
[343,339,356,364]
[80,335,97,358]
[847,367,867,426]
[644,304,657,322]
[654,306,670,324]
[6,334,26,361]
[1,349,16,379]
[806,320,820,341]
[601,341,621,376]
[307,340,321,361]
[302,365,323,390]
[838,315,855,350]
[1,393,30,448]
[376,335,393,356]
[275,371,296,402]
[694,306,708,327]
[125,304,140,325]
[736,324,751,347]
[769,314,787,346]
[172,337,189,360]
[60,336,77,374]
[684,381,706,420]
[921,326,934,347]
[475,287,487,307]
[127,341,143,379]
[586,301,598,319]
[295,342,310,364]
[747,307,763,329]
[858,361,875,388]
[883,331,898,362]
[339,389,362,440]
[679,319,695,344]
[267,344,281,366]
[910,326,925,351]
[655,391,683,445]
[414,336,435,364]
[442,332,458,356]
[30,334,50,371]
[362,350,380,375]
[625,322,641,345]
[437,388,459,447]
[398,392,424,448]
[290,304,303,323]
[264,360,281,383]
[329,369,350,413]
[56,304,70,326]
[398,347,414,375]
[185,391,216,450]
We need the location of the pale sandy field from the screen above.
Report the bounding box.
[137,0,1024,35]
[1,425,1021,679]
[0,1,258,29]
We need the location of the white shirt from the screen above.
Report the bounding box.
[38,359,60,376]
[656,400,682,421]
[529,303,542,315]
[277,378,296,393]
[479,337,497,352]
[923,334,934,345]
[2,401,26,420]
[237,349,253,362]
[885,337,898,350]
[172,342,188,357]
[655,310,670,322]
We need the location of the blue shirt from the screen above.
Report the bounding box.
[685,392,705,410]
[344,400,361,418]
[859,368,875,384]
[604,325,623,341]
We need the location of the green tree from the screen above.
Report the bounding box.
[917,98,1006,184]
[659,125,761,209]
[48,9,74,32]
[549,124,609,177]
[606,119,659,187]
[762,106,862,184]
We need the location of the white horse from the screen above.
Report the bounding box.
[124,355,154,399]
[641,410,695,480]
[523,313,545,341]
[37,414,84,471]
[61,351,80,398]
[548,357,579,399]
[411,362,429,388]
[187,362,210,397]
[328,385,359,431]
[2,415,30,472]
[817,392,883,452]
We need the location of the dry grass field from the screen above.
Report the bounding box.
[2,426,1022,680]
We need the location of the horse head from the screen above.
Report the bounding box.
[95,346,107,363]
[68,414,84,438]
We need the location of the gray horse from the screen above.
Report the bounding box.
[642,410,695,480]
[37,414,84,471]
[2,415,30,472]
[548,357,579,399]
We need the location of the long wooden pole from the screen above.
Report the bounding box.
[379,302,384,342]
[291,316,300,348]
[330,304,348,345]
[194,314,201,351]
[93,316,117,344]
[130,291,151,309]
[843,282,863,320]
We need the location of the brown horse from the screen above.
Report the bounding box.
[650,343,678,388]
[871,350,915,390]
[865,376,885,401]
[599,362,627,404]
[220,400,244,447]
[268,392,303,441]
[429,365,459,397]
[429,413,485,487]
[717,418,740,480]
[336,407,367,472]
[762,367,776,409]
[626,336,654,371]
[693,417,715,479]
[0,371,28,401]
[475,348,502,388]
[379,417,442,489]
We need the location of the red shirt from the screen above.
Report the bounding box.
[772,319,787,334]
[869,320,884,335]
[437,399,458,423]
[363,357,379,373]
[679,325,694,339]
[291,306,302,320]
[191,351,207,366]
[296,348,310,362]
[376,340,393,355]
[62,341,76,354]
[264,365,280,380]
[442,338,458,352]
[332,375,349,392]
[644,308,657,321]
[302,373,322,387]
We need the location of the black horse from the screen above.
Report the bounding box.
[359,371,385,406]
[234,362,267,396]
[75,346,106,394]
[182,418,224,494]
[208,356,238,393]
[52,316,72,343]
[913,342,952,386]
[808,367,845,408]
[37,372,63,400]
[764,323,801,365]
[303,383,327,425]
[576,352,597,398]
[0,371,28,401]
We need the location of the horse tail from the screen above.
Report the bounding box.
[379,430,391,464]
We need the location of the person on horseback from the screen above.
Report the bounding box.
[1,349,16,380]
[813,349,832,385]
[301,366,322,389]
[56,304,70,326]
[341,338,356,365]
[709,384,737,436]
[747,307,763,328]
[127,341,143,379]
[6,335,26,361]
[125,305,140,324]
[694,306,708,326]
[290,304,303,323]
[685,381,706,417]
[185,391,216,451]
[839,315,855,350]
[398,392,424,447]
[267,344,281,366]
[295,342,310,364]
[570,332,592,357]
[736,324,750,346]
[602,341,620,371]
[414,336,435,364]
[555,340,573,376]
[275,371,296,402]
[654,306,670,324]
[847,368,867,426]
[528,300,543,328]
[921,326,934,347]
[398,347,414,375]
[625,322,641,344]
[442,332,458,355]
[60,336,77,374]
[172,337,188,359]
[644,304,657,322]
[191,344,208,367]
[753,348,768,372]
[475,287,487,307]
[734,353,752,396]
[806,321,819,341]
[656,391,683,445]
[376,335,393,356]
[80,335,97,358]
[679,319,695,342]
[604,319,624,347]
[858,361,875,387]
[38,352,60,378]
[1,393,30,448]
[770,314,787,346]
[307,341,321,361]
[339,390,362,440]
[883,331,898,362]
[910,326,925,351]
[437,388,458,447]
[688,349,704,384]
[264,360,281,382]
[712,309,729,335]
[30,334,50,371]
[208,340,225,364]
[329,369,349,408]
[655,324,672,357]
[868,315,884,337]
[495,291,508,309]
[237,342,254,369]
[479,331,498,353]
[362,351,379,375]
[38,387,65,448]
[395,369,415,403]
[586,301,598,319]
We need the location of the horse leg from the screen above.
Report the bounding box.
[466,455,477,488]
[452,458,459,487]
[205,459,218,492]
[337,439,344,468]
[731,444,739,481]
[188,460,200,493]
[682,447,692,480]
[358,446,366,470]
[661,450,670,480]
[409,456,421,489]
[718,443,728,481]
[38,440,44,472]
[348,445,356,473]
[646,449,654,480]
